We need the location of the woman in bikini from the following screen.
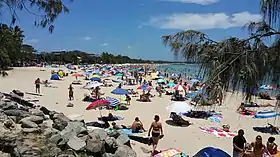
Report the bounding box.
[251,135,271,157]
[148,115,163,156]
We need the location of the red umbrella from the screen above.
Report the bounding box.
[86,99,110,110]
[137,84,153,91]
[72,73,83,77]
[173,85,187,91]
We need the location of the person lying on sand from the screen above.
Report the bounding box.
[259,91,272,100]
[131,117,146,133]
[111,122,129,130]
[237,103,253,113]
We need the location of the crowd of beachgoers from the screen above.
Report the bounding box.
[0,63,279,157]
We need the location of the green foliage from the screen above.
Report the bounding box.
[0,0,71,33]
[31,50,178,64]
[162,23,280,101]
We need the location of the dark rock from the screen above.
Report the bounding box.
[57,150,75,157]
[52,118,68,131]
[108,130,120,138]
[104,137,118,153]
[3,93,34,108]
[43,128,58,138]
[2,102,18,110]
[60,121,87,136]
[86,138,104,154]
[67,136,86,151]
[4,109,29,117]
[12,90,24,97]
[39,106,50,115]
[4,120,15,129]
[66,103,74,107]
[114,145,137,157]
[18,106,29,112]
[49,134,63,145]
[19,119,38,128]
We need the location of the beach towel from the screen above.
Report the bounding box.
[208,115,223,123]
[253,126,280,135]
[200,127,237,137]
[119,128,143,135]
[154,148,188,157]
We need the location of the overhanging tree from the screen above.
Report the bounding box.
[162,0,280,102]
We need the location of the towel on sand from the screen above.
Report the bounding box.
[200,127,237,137]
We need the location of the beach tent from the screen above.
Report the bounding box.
[50,73,60,80]
[193,147,230,157]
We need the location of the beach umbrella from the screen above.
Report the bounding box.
[173,85,187,91]
[157,79,165,84]
[193,147,230,157]
[253,110,278,119]
[71,73,83,77]
[105,96,120,107]
[86,99,110,110]
[111,88,129,95]
[90,77,101,82]
[137,84,153,91]
[166,102,193,115]
[83,81,103,89]
[115,73,123,76]
[154,148,187,157]
[166,82,176,87]
[92,74,101,78]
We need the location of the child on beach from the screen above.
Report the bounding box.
[68,84,74,100]
[125,94,131,105]
[267,137,278,155]
[35,78,41,93]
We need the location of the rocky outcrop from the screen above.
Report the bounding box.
[0,91,137,157]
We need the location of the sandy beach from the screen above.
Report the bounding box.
[0,67,279,156]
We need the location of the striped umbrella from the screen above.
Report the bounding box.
[105,96,120,107]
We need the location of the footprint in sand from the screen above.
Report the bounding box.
[140,147,151,154]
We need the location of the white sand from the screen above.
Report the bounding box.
[0,67,279,156]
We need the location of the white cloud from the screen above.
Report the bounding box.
[100,43,108,46]
[25,39,38,43]
[81,36,92,41]
[162,0,219,5]
[148,12,262,30]
[127,45,132,49]
[137,25,143,28]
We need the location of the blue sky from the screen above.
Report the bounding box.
[4,0,262,60]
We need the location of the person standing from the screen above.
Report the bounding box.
[233,129,247,157]
[35,78,41,93]
[68,84,74,100]
[148,115,163,156]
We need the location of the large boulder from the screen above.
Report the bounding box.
[114,145,137,157]
[2,102,18,110]
[67,136,86,151]
[21,116,44,125]
[104,137,118,153]
[4,109,29,117]
[19,119,38,128]
[116,133,131,147]
[90,129,108,140]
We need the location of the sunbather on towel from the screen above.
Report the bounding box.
[131,117,146,133]
[245,102,274,107]
[111,122,129,130]
[237,103,253,113]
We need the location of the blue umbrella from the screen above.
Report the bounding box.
[111,88,129,95]
[166,82,176,87]
[105,96,120,107]
[90,77,101,82]
[157,79,165,84]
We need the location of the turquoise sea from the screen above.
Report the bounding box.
[156,63,201,79]
[156,64,279,96]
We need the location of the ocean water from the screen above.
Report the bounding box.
[156,64,201,79]
[156,64,279,96]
